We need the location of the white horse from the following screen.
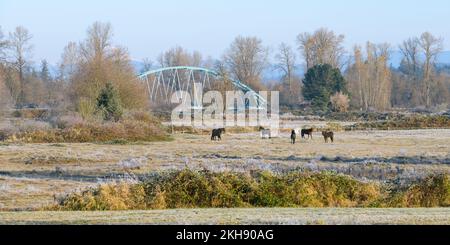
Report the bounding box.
[260,129,271,139]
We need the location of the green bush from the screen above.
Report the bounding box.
[96,82,123,122]
[303,64,347,112]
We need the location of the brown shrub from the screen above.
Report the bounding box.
[330,92,350,113]
[388,174,450,207]
[53,170,387,210]
[53,183,147,211]
[349,115,450,130]
[12,109,50,119]
[8,119,171,143]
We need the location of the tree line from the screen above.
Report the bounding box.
[1,23,449,118]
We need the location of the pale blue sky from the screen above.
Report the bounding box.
[1,0,449,64]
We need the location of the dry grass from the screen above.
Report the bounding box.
[0,129,449,213]
[1,208,450,225]
[0,176,93,210]
[1,111,172,143]
[7,120,171,143]
[1,129,449,175]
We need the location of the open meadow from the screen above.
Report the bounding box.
[1,127,450,224]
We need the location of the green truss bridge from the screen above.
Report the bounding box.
[137,66,267,109]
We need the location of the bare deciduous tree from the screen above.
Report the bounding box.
[419,32,443,107]
[398,33,445,108]
[275,43,296,89]
[297,28,345,69]
[0,26,9,62]
[0,26,11,110]
[0,69,13,111]
[346,42,392,111]
[59,41,80,81]
[140,58,153,73]
[8,26,33,104]
[275,43,301,105]
[68,22,148,114]
[80,22,113,62]
[399,37,420,77]
[210,60,235,99]
[223,36,268,91]
[158,46,202,67]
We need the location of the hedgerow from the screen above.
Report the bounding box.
[50,170,449,211]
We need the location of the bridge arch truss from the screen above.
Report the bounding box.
[137,66,267,109]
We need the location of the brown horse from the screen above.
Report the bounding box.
[322,131,334,143]
[301,128,314,139]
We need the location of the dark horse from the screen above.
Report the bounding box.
[301,128,314,139]
[290,130,297,144]
[211,128,226,141]
[322,131,334,143]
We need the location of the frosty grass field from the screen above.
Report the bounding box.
[1,126,450,224]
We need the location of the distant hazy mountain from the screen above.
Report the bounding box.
[438,51,450,64]
[36,63,59,78]
[388,50,450,68]
[131,60,146,75]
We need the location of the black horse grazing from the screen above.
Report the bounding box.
[301,128,314,139]
[322,131,334,143]
[211,128,226,141]
[290,130,296,144]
